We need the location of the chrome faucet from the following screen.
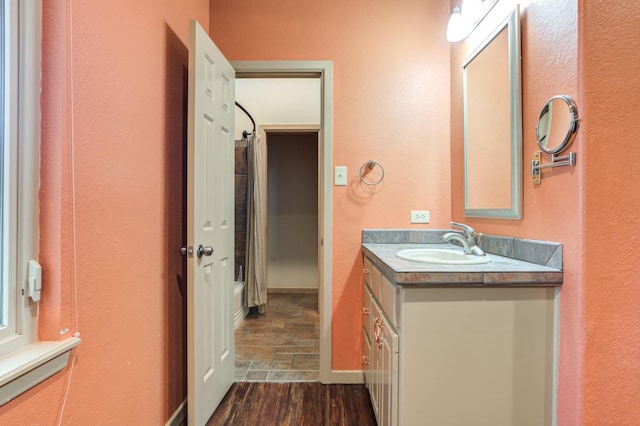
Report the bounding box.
[442,221,485,256]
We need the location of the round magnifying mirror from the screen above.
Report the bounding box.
[536,95,579,154]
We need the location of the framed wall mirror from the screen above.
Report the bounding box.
[463,6,522,219]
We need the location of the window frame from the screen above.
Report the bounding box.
[0,0,41,358]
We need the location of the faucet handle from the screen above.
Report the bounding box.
[450,221,476,237]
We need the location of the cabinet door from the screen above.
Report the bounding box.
[363,287,373,340]
[372,299,400,426]
[363,287,373,388]
[371,310,382,422]
[379,316,399,426]
[363,328,372,389]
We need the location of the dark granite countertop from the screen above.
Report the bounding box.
[362,242,563,287]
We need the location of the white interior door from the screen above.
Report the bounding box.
[187,20,235,425]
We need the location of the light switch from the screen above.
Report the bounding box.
[335,166,347,186]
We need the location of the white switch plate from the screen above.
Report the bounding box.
[27,260,42,302]
[411,210,430,224]
[334,166,347,186]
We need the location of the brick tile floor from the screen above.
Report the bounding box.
[235,293,320,382]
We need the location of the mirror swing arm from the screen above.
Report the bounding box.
[531,152,576,185]
[531,95,579,185]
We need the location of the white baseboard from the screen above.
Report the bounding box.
[326,370,364,384]
[233,280,247,329]
[166,399,186,426]
[267,288,318,294]
[234,307,248,329]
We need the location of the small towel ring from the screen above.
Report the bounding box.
[359,160,384,186]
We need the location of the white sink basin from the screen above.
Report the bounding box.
[396,248,492,265]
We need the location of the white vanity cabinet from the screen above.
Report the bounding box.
[362,253,556,426]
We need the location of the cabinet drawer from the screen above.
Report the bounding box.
[381,274,399,329]
[363,286,373,340]
[364,256,382,302]
[363,256,372,288]
[371,298,398,352]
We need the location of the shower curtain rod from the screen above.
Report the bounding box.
[235,101,256,139]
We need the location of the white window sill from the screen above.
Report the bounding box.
[0,337,81,405]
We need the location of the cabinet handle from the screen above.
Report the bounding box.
[374,317,385,349]
[374,317,381,345]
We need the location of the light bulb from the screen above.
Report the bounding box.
[461,0,483,24]
[446,7,467,42]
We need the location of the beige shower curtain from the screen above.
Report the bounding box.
[245,132,267,311]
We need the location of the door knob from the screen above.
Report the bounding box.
[180,246,193,257]
[197,245,214,258]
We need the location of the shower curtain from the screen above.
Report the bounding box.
[245,132,267,312]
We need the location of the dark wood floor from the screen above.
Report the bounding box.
[207,382,377,425]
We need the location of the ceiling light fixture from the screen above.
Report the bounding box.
[446,0,497,42]
[446,7,467,42]
[461,0,484,26]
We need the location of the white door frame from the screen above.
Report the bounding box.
[232,61,334,383]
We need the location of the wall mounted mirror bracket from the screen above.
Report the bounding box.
[531,151,576,185]
[531,95,579,185]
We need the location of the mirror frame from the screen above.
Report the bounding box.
[462,6,522,220]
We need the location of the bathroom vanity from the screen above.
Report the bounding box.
[361,230,562,426]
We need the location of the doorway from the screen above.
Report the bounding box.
[235,128,320,382]
[232,61,333,383]
[265,130,319,293]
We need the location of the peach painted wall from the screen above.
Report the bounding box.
[210,0,452,370]
[0,0,208,424]
[580,1,640,424]
[450,0,581,423]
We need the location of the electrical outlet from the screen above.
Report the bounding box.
[410,210,430,224]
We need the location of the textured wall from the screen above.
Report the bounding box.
[0,0,209,423]
[210,0,452,369]
[581,1,640,424]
